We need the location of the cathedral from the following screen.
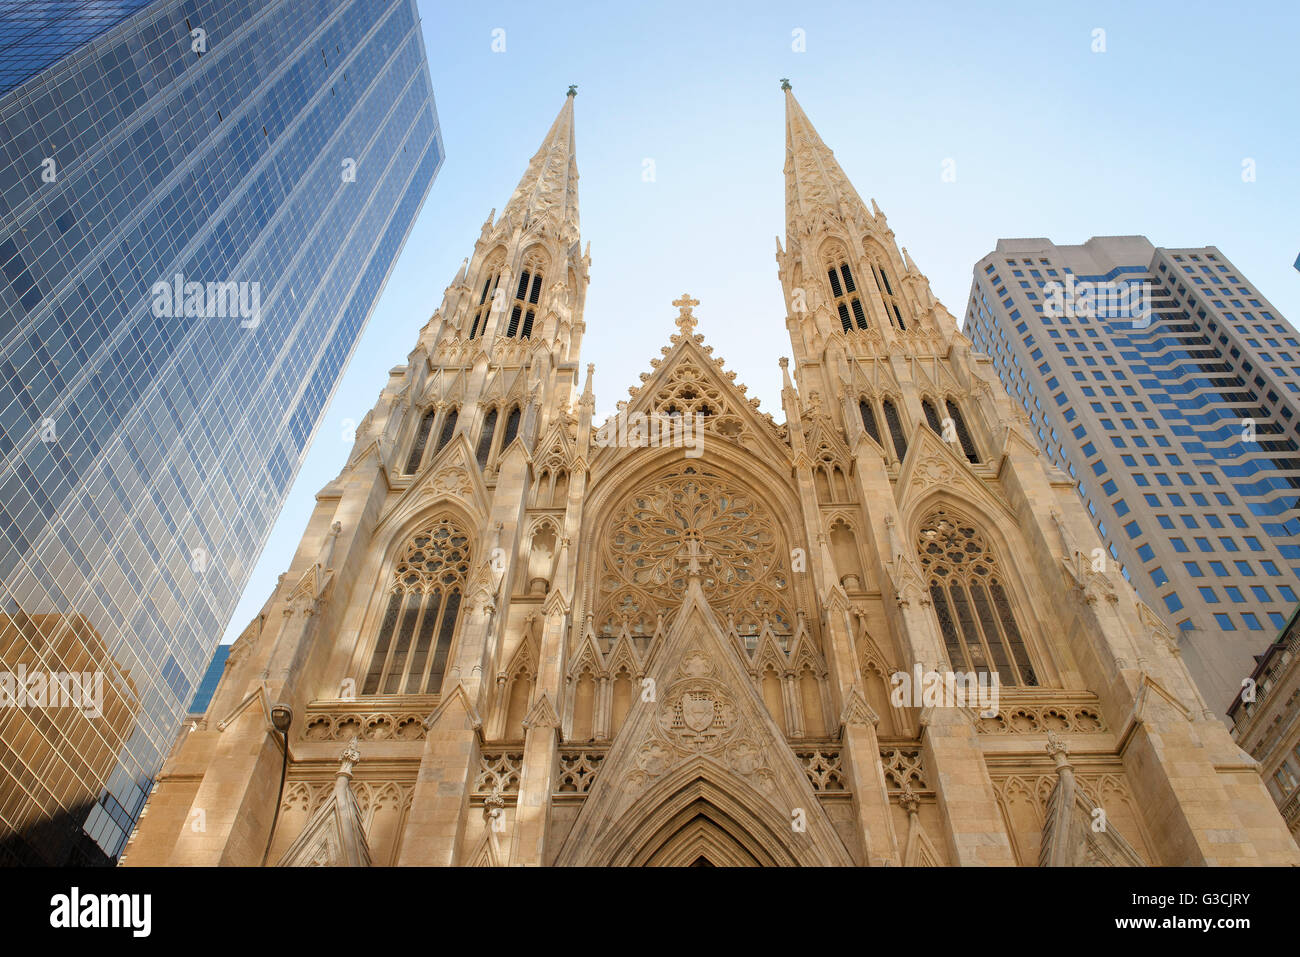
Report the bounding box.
[123,86,1300,867]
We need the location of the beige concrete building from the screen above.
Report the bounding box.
[1229,604,1300,847]
[123,88,1299,867]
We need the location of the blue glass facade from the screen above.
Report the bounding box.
[0,0,442,863]
[965,238,1300,715]
[186,642,228,714]
[0,1,157,97]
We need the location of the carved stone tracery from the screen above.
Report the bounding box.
[597,467,796,641]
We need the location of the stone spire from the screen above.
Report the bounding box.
[500,92,580,240]
[783,84,869,238]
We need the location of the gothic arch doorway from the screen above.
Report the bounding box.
[561,759,849,866]
[637,799,772,867]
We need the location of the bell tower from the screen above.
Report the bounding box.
[122,90,595,866]
[778,83,979,452]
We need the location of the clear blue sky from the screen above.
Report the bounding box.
[221,0,1300,643]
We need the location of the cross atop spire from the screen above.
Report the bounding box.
[501,93,580,235]
[672,293,699,335]
[780,77,791,91]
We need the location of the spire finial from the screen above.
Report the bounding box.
[672,293,699,335]
[780,77,791,91]
[567,84,578,98]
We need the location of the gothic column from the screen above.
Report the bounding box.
[397,682,484,866]
[853,446,1016,866]
[509,564,573,864]
[823,587,901,866]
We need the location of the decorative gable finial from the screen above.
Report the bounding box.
[780,77,791,91]
[338,736,361,778]
[672,293,699,335]
[567,84,578,98]
[675,531,711,581]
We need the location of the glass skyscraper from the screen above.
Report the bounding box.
[0,0,442,863]
[965,237,1300,718]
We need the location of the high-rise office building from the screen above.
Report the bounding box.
[0,0,442,863]
[965,237,1300,716]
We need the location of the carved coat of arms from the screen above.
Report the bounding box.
[682,691,716,733]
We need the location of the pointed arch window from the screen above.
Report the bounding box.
[827,258,868,332]
[507,259,544,339]
[916,508,1036,687]
[476,407,498,470]
[882,397,908,460]
[404,408,436,474]
[921,397,942,434]
[858,398,881,445]
[945,398,980,464]
[469,268,502,340]
[868,255,906,331]
[434,407,458,456]
[501,405,521,449]
[362,517,470,695]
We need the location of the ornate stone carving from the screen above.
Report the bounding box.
[797,749,845,791]
[913,455,955,490]
[839,685,880,729]
[303,709,429,742]
[556,750,604,793]
[975,702,1105,735]
[521,692,561,730]
[657,651,741,753]
[474,752,524,795]
[426,466,474,499]
[596,466,796,639]
[880,747,928,790]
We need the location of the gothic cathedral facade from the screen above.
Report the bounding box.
[124,89,1299,867]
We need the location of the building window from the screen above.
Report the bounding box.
[362,517,470,695]
[501,405,521,450]
[476,408,499,470]
[945,397,980,464]
[859,398,881,445]
[434,407,458,456]
[868,253,906,330]
[827,254,867,331]
[507,255,545,338]
[882,397,908,460]
[469,264,503,339]
[917,507,1037,686]
[404,408,436,475]
[922,397,942,433]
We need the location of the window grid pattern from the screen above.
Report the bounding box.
[0,0,442,862]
